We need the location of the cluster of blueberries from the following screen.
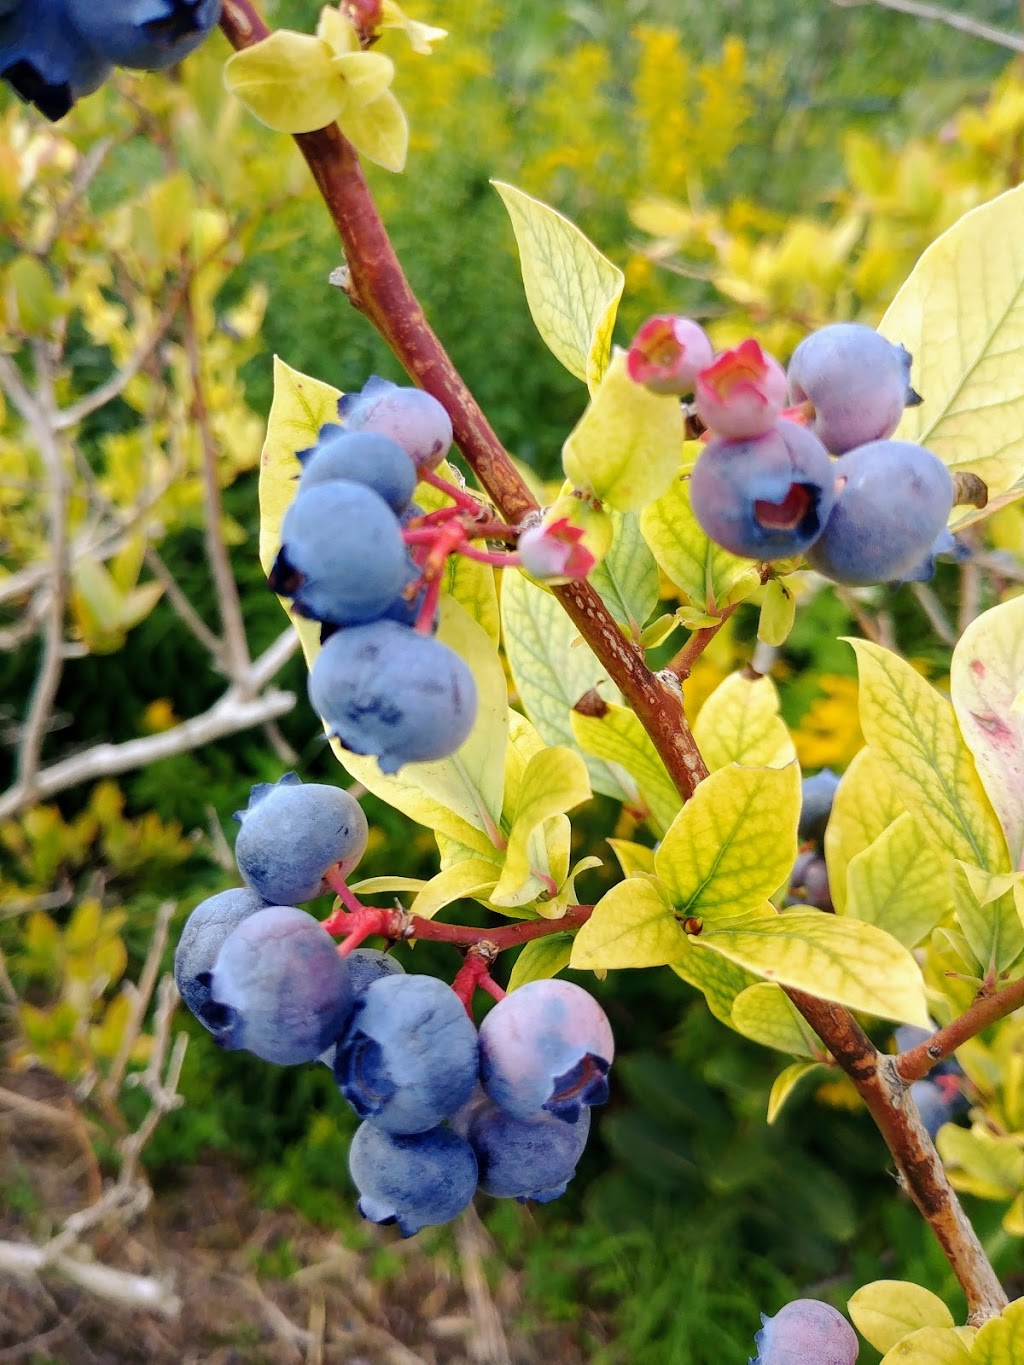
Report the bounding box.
[790,768,969,1142]
[629,316,957,587]
[0,0,221,122]
[174,773,614,1235]
[269,377,479,775]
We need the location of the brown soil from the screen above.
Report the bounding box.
[0,1071,596,1365]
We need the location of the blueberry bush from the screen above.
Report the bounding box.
[4,3,1024,1362]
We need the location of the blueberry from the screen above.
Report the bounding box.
[268,481,410,627]
[349,1122,478,1237]
[334,974,478,1134]
[689,419,836,561]
[788,322,921,455]
[65,0,221,71]
[202,906,353,1066]
[893,1024,964,1081]
[317,950,406,1069]
[477,980,614,1123]
[787,850,833,912]
[338,376,453,473]
[1,0,112,121]
[798,769,841,845]
[805,439,953,586]
[750,1298,859,1365]
[297,429,418,515]
[174,886,267,1027]
[308,619,477,774]
[910,1078,966,1142]
[233,772,368,905]
[467,1099,591,1203]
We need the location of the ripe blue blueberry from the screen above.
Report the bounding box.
[788,321,921,454]
[750,1298,859,1365]
[787,850,832,912]
[233,772,368,905]
[1,0,112,121]
[268,481,410,626]
[689,419,836,561]
[805,440,953,586]
[317,949,405,1069]
[348,1122,478,1237]
[334,974,478,1133]
[297,429,418,515]
[893,1024,964,1081]
[308,619,478,774]
[339,376,453,473]
[467,1098,591,1203]
[798,768,841,845]
[65,0,222,71]
[910,1078,966,1142]
[201,905,353,1065]
[477,979,614,1123]
[174,886,267,1027]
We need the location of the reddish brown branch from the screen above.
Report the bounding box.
[788,991,1008,1325]
[897,974,1024,1084]
[218,0,707,801]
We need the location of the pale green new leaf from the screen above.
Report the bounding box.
[500,569,631,799]
[880,182,1024,506]
[951,863,1024,976]
[692,671,795,773]
[767,1061,825,1124]
[340,89,408,173]
[492,747,590,902]
[588,510,660,632]
[693,909,931,1026]
[508,935,574,991]
[570,876,682,970]
[671,937,760,1024]
[848,1280,955,1355]
[730,982,818,1057]
[654,762,801,923]
[562,351,684,510]
[879,1327,972,1364]
[757,577,796,647]
[973,1297,1024,1365]
[848,639,1010,873]
[640,472,760,613]
[492,180,623,387]
[224,31,347,134]
[950,594,1024,868]
[409,859,499,920]
[570,703,680,835]
[845,812,954,948]
[824,746,908,914]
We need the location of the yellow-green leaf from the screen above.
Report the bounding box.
[640,473,760,614]
[848,639,1010,873]
[845,812,954,949]
[588,510,660,632]
[654,763,801,924]
[571,703,680,835]
[973,1297,1024,1365]
[332,51,395,107]
[879,1326,972,1364]
[692,671,796,773]
[508,935,573,991]
[340,89,408,173]
[880,182,1024,504]
[500,569,630,800]
[492,747,591,902]
[258,357,341,573]
[952,863,1024,975]
[937,1124,1024,1200]
[730,982,819,1057]
[767,1061,825,1124]
[950,595,1024,869]
[694,908,931,1026]
[380,0,447,53]
[409,858,499,921]
[561,351,684,510]
[570,876,682,970]
[607,838,657,878]
[824,746,908,915]
[848,1280,955,1355]
[224,31,347,134]
[671,936,760,1024]
[757,577,797,647]
[492,180,623,388]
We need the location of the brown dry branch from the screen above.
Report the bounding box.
[217,0,1010,1324]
